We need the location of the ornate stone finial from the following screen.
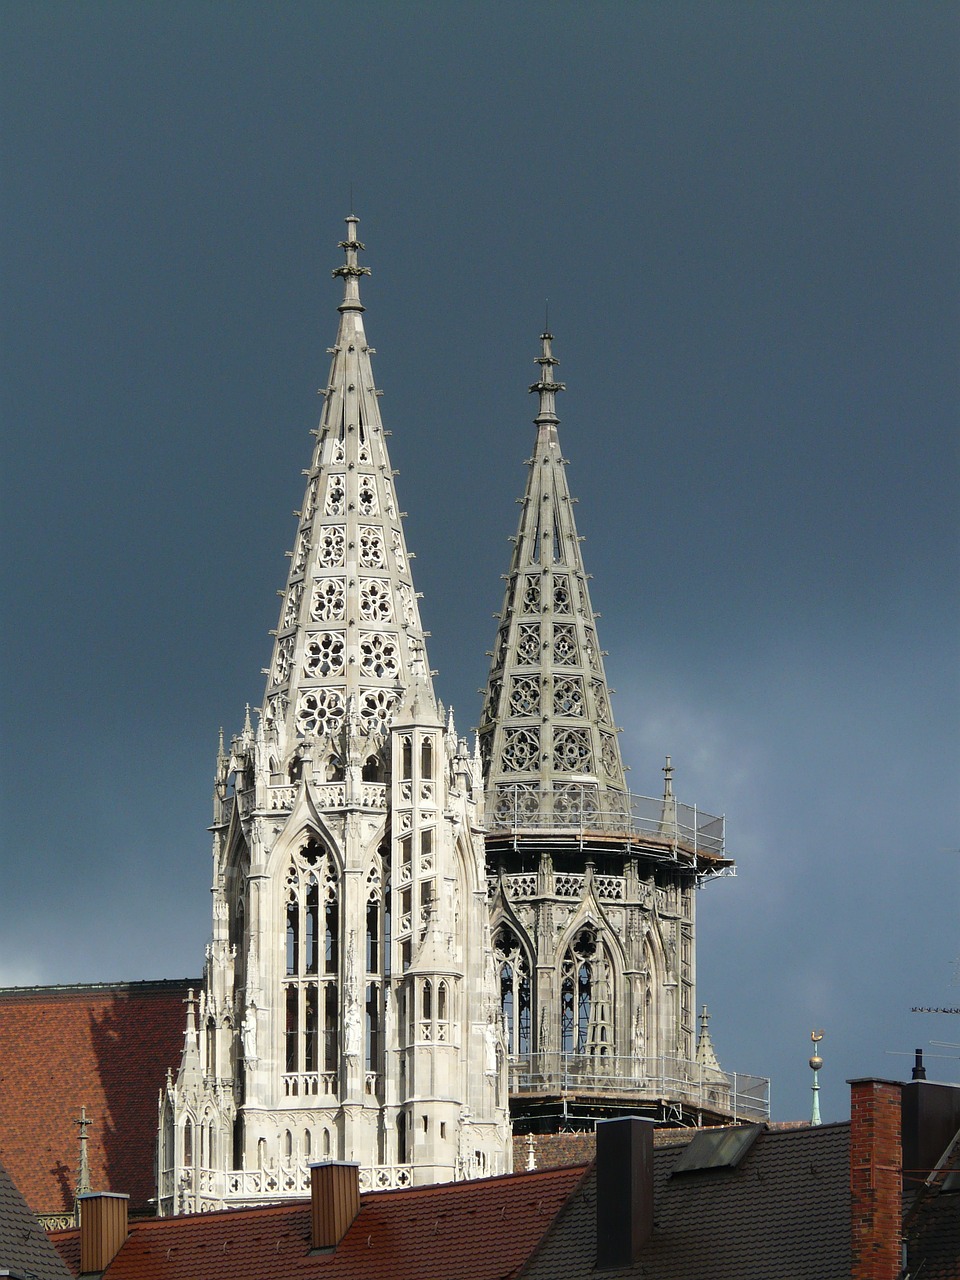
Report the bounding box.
[809,1029,824,1126]
[662,755,674,798]
[529,329,566,428]
[695,1004,723,1076]
[657,755,678,843]
[333,213,370,313]
[74,1106,92,1204]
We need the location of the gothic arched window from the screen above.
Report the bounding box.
[560,927,613,1056]
[493,924,532,1056]
[284,836,340,1085]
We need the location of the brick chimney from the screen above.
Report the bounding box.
[849,1078,902,1280]
[309,1162,360,1251]
[78,1191,128,1274]
[595,1117,655,1270]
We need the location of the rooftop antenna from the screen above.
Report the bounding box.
[809,1030,824,1126]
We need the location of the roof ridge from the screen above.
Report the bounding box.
[0,977,199,998]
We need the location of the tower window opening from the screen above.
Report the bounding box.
[494,925,532,1055]
[422,979,432,1022]
[324,982,339,1073]
[560,927,612,1056]
[365,982,381,1072]
[286,899,299,975]
[305,882,319,974]
[420,737,433,779]
[401,736,413,780]
[325,901,339,974]
[286,986,299,1072]
[205,1019,217,1078]
[366,900,380,972]
[304,984,319,1072]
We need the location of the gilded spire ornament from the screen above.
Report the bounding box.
[809,1030,824,1126]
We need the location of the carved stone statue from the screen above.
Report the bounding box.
[242,1006,258,1062]
[345,999,362,1059]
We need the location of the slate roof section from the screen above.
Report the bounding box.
[904,1134,960,1280]
[0,1157,74,1280]
[518,1122,851,1280]
[0,980,196,1215]
[50,1164,588,1280]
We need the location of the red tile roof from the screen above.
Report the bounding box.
[0,979,195,1215]
[51,1165,588,1280]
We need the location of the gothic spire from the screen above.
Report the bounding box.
[479,330,629,827]
[260,215,435,761]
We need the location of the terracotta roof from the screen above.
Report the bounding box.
[0,1156,74,1280]
[0,979,195,1215]
[50,1164,588,1280]
[518,1123,851,1279]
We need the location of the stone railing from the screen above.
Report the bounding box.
[262,782,388,812]
[283,1071,337,1098]
[484,788,725,857]
[170,1161,415,1211]
[497,872,627,902]
[39,1211,76,1232]
[508,1052,769,1121]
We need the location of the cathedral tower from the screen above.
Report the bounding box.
[480,331,742,1130]
[158,218,511,1215]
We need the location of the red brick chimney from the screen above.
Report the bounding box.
[78,1191,129,1274]
[849,1078,902,1280]
[310,1162,360,1250]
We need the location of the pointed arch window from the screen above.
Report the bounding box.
[493,925,532,1056]
[560,927,613,1056]
[284,837,340,1088]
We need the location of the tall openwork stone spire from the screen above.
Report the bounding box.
[479,331,629,826]
[158,217,510,1216]
[479,330,755,1135]
[262,216,434,763]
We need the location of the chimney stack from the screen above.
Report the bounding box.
[595,1117,655,1270]
[849,1079,902,1280]
[78,1192,128,1274]
[310,1162,360,1251]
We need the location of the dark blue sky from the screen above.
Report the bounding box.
[2,2,958,1122]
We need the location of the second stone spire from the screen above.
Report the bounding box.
[479,330,630,828]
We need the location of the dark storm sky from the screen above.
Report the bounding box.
[2,2,957,1122]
